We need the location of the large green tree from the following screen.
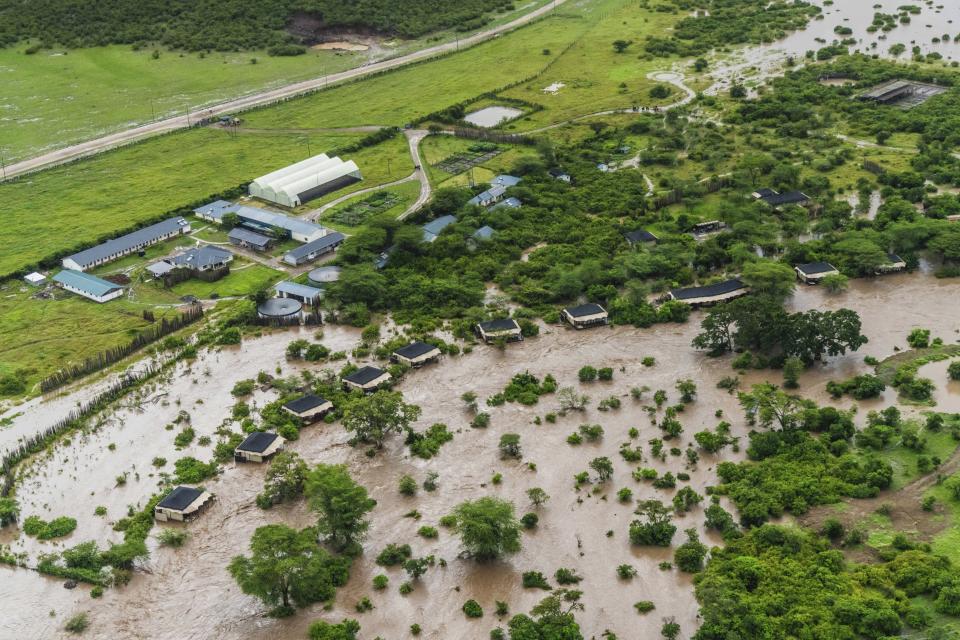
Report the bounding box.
[306,464,377,553]
[227,524,349,616]
[740,261,796,301]
[341,390,422,449]
[451,496,522,561]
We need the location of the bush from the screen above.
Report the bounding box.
[554,568,583,585]
[578,366,598,382]
[231,379,255,396]
[157,529,188,548]
[521,513,539,529]
[64,613,89,633]
[949,361,960,381]
[463,599,483,618]
[598,367,614,381]
[173,457,217,483]
[634,601,655,614]
[373,574,388,590]
[522,571,551,589]
[617,564,637,579]
[907,328,931,349]
[22,515,77,539]
[399,475,417,496]
[376,543,412,566]
[417,526,438,539]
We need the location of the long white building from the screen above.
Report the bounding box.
[249,154,362,208]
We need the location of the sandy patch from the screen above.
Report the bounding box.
[312,42,369,52]
[543,82,566,94]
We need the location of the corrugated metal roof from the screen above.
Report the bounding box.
[284,232,346,261]
[275,281,323,299]
[53,269,123,297]
[65,218,189,268]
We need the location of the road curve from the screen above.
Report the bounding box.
[2,0,568,182]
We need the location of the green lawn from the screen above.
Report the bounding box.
[0,285,179,392]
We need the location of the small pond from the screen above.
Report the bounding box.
[463,105,523,128]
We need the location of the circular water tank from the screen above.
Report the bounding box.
[257,297,303,318]
[308,266,342,286]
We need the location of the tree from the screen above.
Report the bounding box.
[308,619,361,640]
[782,356,803,389]
[507,589,584,640]
[821,273,849,293]
[738,383,808,430]
[557,387,589,412]
[341,390,422,449]
[740,261,796,301]
[257,451,309,508]
[403,556,433,581]
[589,457,614,482]
[907,328,931,349]
[228,524,348,616]
[629,500,676,546]
[676,379,697,403]
[612,39,631,53]
[451,497,522,561]
[691,306,735,355]
[306,464,377,553]
[784,309,867,364]
[674,529,708,572]
[527,487,550,508]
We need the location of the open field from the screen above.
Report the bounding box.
[0,0,555,164]
[0,284,180,390]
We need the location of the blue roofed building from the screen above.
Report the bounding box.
[467,184,507,207]
[490,174,522,188]
[62,217,192,271]
[491,197,522,211]
[283,232,346,266]
[473,225,496,241]
[53,270,125,303]
[422,215,457,243]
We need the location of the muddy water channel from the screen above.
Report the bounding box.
[2,273,960,640]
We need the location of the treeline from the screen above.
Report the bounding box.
[39,306,203,393]
[0,0,513,52]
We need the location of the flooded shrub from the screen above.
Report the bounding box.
[634,601,655,614]
[495,601,509,616]
[589,456,614,482]
[907,328,931,349]
[463,600,483,618]
[406,423,454,459]
[617,564,637,579]
[376,544,412,567]
[617,488,633,503]
[354,597,373,612]
[949,362,960,381]
[23,515,77,540]
[451,497,522,561]
[652,472,676,490]
[674,529,708,572]
[598,367,614,381]
[579,424,604,441]
[173,427,195,448]
[578,366,598,382]
[566,433,583,445]
[156,529,188,548]
[642,357,655,367]
[93,506,107,517]
[231,379,255,397]
[499,433,522,459]
[64,612,89,633]
[471,412,491,429]
[526,487,550,508]
[554,568,582,585]
[522,571,551,589]
[410,623,421,636]
[557,387,589,412]
[173,457,217,483]
[521,513,539,529]
[417,526,438,539]
[423,472,439,492]
[307,618,360,640]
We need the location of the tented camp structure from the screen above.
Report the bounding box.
[249,154,362,207]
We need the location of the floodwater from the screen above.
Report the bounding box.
[463,106,524,128]
[2,273,959,639]
[705,0,960,95]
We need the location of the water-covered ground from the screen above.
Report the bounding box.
[2,272,959,639]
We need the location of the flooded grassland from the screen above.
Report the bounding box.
[2,273,959,640]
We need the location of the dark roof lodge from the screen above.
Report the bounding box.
[669,278,749,308]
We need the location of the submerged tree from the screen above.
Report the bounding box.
[451,497,522,561]
[306,464,377,554]
[228,524,349,617]
[341,390,421,449]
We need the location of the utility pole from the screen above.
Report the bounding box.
[0,150,5,180]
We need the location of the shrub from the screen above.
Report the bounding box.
[376,543,412,566]
[463,600,483,618]
[598,367,614,381]
[634,601,655,613]
[522,571,551,589]
[554,568,583,585]
[907,328,931,349]
[521,513,539,529]
[617,564,637,579]
[618,488,633,503]
[579,424,604,441]
[578,366,598,382]
[173,427,195,448]
[157,529,187,548]
[64,613,89,633]
[417,526,438,539]
[373,574,388,590]
[173,457,217,483]
[949,361,960,381]
[231,379,255,396]
[22,515,77,540]
[399,475,417,496]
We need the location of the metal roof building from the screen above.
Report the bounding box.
[52,270,124,303]
[171,246,234,271]
[283,232,346,266]
[249,154,363,208]
[275,281,323,305]
[422,215,457,243]
[63,217,191,271]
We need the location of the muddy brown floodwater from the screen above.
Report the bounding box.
[2,273,959,640]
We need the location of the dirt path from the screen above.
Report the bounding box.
[1,0,570,181]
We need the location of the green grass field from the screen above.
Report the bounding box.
[319,180,422,234]
[0,0,555,163]
[0,284,179,391]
